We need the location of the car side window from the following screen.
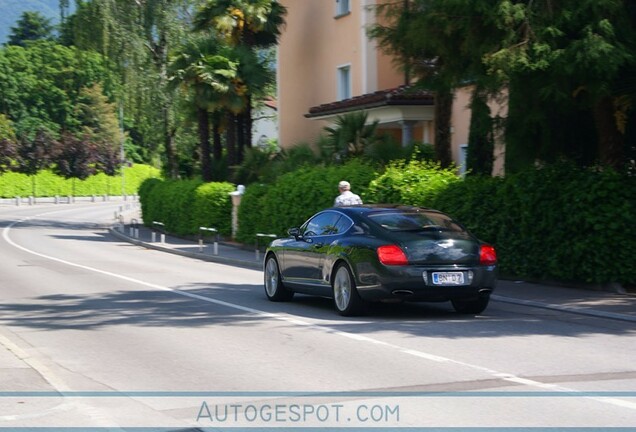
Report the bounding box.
[333,215,353,234]
[303,212,345,237]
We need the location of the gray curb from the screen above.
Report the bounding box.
[109,228,262,271]
[491,295,636,323]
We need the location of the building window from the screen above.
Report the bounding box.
[337,65,351,101]
[335,0,350,17]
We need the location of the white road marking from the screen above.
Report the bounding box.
[3,209,636,414]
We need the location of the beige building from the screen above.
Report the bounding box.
[277,0,505,174]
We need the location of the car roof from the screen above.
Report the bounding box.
[331,204,434,214]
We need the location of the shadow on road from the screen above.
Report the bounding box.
[0,282,633,338]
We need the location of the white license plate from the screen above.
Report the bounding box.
[431,272,465,285]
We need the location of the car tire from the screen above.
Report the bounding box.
[332,263,365,316]
[264,255,294,302]
[451,295,490,314]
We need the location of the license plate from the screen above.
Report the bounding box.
[431,272,465,285]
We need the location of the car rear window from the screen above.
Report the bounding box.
[367,211,466,233]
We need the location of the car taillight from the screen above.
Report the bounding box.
[377,245,408,265]
[479,244,497,265]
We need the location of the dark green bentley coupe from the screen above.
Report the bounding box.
[264,205,497,316]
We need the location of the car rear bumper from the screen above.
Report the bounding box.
[355,264,498,302]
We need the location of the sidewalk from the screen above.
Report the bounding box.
[109,223,636,324]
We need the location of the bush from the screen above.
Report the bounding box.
[236,183,270,244]
[138,178,235,237]
[365,159,460,206]
[192,182,235,237]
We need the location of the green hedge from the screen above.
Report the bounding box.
[431,165,636,285]
[139,160,634,286]
[236,159,377,242]
[138,178,235,237]
[0,164,161,197]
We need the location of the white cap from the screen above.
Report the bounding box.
[338,180,350,189]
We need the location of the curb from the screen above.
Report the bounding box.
[109,228,262,271]
[109,227,636,323]
[491,295,636,324]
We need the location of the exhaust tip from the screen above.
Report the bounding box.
[392,289,414,296]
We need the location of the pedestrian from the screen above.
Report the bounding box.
[334,180,363,207]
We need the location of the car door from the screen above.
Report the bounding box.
[281,211,343,291]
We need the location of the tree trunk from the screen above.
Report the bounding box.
[164,107,178,179]
[198,107,212,182]
[466,86,494,176]
[237,112,246,164]
[594,95,625,170]
[245,95,253,150]
[434,88,454,168]
[226,111,237,167]
[212,112,222,161]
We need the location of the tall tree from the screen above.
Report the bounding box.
[6,11,54,47]
[370,0,636,172]
[369,1,456,168]
[0,41,111,137]
[71,0,195,176]
[482,0,636,171]
[169,35,240,181]
[193,0,286,163]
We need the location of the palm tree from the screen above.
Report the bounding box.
[169,35,241,181]
[193,0,286,162]
[193,0,287,47]
[323,112,380,162]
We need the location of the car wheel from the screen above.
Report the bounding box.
[264,255,293,301]
[451,295,490,315]
[332,263,364,316]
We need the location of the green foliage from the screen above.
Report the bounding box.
[0,164,160,197]
[429,175,504,245]
[7,11,53,47]
[192,182,235,236]
[0,41,110,135]
[138,178,235,237]
[141,179,203,235]
[235,182,269,243]
[138,177,163,226]
[236,159,376,240]
[365,159,461,206]
[430,164,636,285]
[321,111,381,162]
[232,147,278,185]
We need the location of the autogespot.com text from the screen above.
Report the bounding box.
[196,401,400,426]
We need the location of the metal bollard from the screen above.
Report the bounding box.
[199,227,218,254]
[152,221,165,244]
[255,233,277,261]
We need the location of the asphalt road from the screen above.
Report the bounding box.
[0,202,635,430]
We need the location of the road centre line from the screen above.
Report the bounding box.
[3,209,636,413]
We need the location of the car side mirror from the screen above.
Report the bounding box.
[288,227,301,239]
